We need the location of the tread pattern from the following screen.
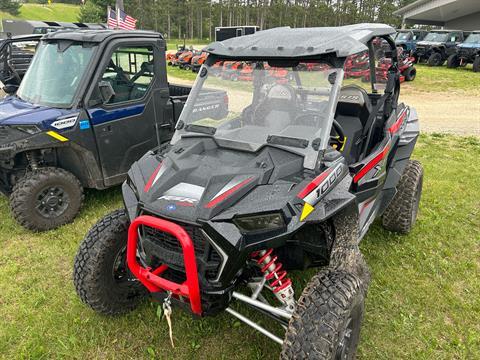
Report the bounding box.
[73,209,146,315]
[10,167,84,231]
[382,160,423,234]
[280,270,365,359]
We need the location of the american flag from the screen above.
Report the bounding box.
[118,9,137,30]
[107,7,117,29]
[107,7,137,30]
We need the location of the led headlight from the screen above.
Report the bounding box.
[13,124,42,135]
[233,213,285,234]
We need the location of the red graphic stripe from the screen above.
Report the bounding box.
[143,162,163,192]
[388,109,407,134]
[353,144,390,184]
[205,177,254,208]
[297,168,333,199]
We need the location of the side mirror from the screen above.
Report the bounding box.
[98,81,115,104]
[3,84,19,95]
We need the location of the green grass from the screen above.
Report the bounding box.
[0,134,479,359]
[404,64,480,93]
[0,4,80,24]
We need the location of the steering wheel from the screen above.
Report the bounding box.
[330,119,347,151]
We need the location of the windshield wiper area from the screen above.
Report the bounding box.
[184,124,217,135]
[267,135,309,149]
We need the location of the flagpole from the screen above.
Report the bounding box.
[115,4,120,29]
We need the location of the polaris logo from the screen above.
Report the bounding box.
[51,115,78,130]
[158,195,198,204]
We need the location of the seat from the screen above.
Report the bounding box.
[253,84,298,133]
[334,85,372,164]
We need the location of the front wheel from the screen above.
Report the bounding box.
[73,209,147,315]
[382,160,423,234]
[281,270,365,360]
[427,52,444,66]
[10,167,84,231]
[447,54,460,68]
[473,56,480,72]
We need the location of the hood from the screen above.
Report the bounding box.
[128,137,305,223]
[459,42,480,49]
[0,96,76,128]
[416,41,442,47]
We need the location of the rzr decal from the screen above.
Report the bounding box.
[298,163,345,221]
[159,195,197,205]
[159,183,205,207]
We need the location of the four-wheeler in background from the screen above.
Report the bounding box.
[190,51,208,72]
[447,31,480,72]
[177,48,196,70]
[74,24,423,358]
[414,30,466,66]
[0,30,226,231]
[394,29,428,55]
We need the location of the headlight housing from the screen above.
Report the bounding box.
[13,124,42,135]
[233,212,285,234]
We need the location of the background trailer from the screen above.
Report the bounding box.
[215,26,259,41]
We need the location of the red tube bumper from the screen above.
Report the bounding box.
[127,215,202,315]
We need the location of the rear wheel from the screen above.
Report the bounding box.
[73,209,146,315]
[10,167,83,231]
[447,54,460,68]
[281,270,365,360]
[382,160,423,234]
[427,52,443,66]
[403,66,416,81]
[473,56,480,72]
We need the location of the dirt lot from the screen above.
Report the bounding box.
[400,89,480,136]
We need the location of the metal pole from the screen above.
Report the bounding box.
[232,291,292,320]
[226,307,284,345]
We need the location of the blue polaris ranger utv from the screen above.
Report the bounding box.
[0,30,226,231]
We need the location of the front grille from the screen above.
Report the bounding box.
[140,220,223,282]
[458,48,474,58]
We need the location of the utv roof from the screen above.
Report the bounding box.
[42,29,162,43]
[205,23,395,58]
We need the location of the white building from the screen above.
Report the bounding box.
[394,0,480,31]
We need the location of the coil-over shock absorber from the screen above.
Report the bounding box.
[251,249,295,312]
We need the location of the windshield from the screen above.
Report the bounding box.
[17,41,95,107]
[423,32,448,42]
[465,33,480,43]
[172,59,343,169]
[395,32,412,41]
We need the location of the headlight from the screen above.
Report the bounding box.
[233,213,285,234]
[13,124,42,135]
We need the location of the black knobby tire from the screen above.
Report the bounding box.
[403,66,416,81]
[73,209,147,315]
[281,270,365,360]
[473,56,480,73]
[10,167,84,231]
[427,52,443,67]
[382,160,423,234]
[447,54,460,68]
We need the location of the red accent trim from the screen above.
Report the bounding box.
[353,143,391,184]
[388,109,407,134]
[297,168,333,199]
[127,215,202,315]
[205,177,254,208]
[176,201,195,207]
[143,162,163,193]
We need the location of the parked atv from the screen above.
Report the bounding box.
[394,29,428,55]
[74,24,423,358]
[166,45,186,66]
[364,47,416,83]
[191,51,208,72]
[177,49,196,70]
[0,30,221,231]
[447,31,480,72]
[415,30,466,66]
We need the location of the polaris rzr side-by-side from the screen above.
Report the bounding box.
[74,24,423,358]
